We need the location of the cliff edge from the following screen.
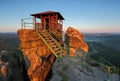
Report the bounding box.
[17,29,55,81]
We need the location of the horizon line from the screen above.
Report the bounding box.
[0,31,120,34]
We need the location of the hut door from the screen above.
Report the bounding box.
[45,18,49,30]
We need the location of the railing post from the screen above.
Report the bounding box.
[21,18,36,29]
[33,18,35,29]
[23,22,25,29]
[106,66,111,81]
[21,19,23,29]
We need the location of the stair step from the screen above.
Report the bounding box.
[46,40,53,43]
[42,35,50,38]
[37,30,62,58]
[52,45,59,49]
[41,34,49,36]
[49,40,54,42]
[56,51,61,55]
[44,38,52,41]
[50,45,57,48]
[53,47,60,50]
[46,40,54,43]
[50,44,58,47]
[49,43,57,46]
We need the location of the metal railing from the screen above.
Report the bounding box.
[45,29,63,58]
[35,28,62,59]
[21,18,35,29]
[87,57,119,81]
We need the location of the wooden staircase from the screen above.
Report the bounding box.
[36,29,63,59]
[48,29,62,43]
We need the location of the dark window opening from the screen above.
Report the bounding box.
[45,18,49,30]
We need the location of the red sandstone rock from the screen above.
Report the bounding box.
[66,27,88,56]
[69,48,76,56]
[17,29,55,81]
[1,65,6,77]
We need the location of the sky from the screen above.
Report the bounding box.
[0,0,120,33]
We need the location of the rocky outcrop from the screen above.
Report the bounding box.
[17,29,55,81]
[0,50,26,81]
[65,27,88,56]
[50,56,120,81]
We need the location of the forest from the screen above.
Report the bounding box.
[85,33,120,67]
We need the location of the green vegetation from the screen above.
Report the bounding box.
[85,34,120,68]
[88,42,120,67]
[59,71,68,81]
[0,33,19,53]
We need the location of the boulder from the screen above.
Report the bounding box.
[69,48,76,56]
[65,27,88,56]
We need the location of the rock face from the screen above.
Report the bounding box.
[50,56,120,81]
[17,29,55,81]
[65,27,88,56]
[0,50,26,81]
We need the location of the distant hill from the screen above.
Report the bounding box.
[84,33,120,67]
[83,33,120,36]
[0,33,17,38]
[0,33,19,53]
